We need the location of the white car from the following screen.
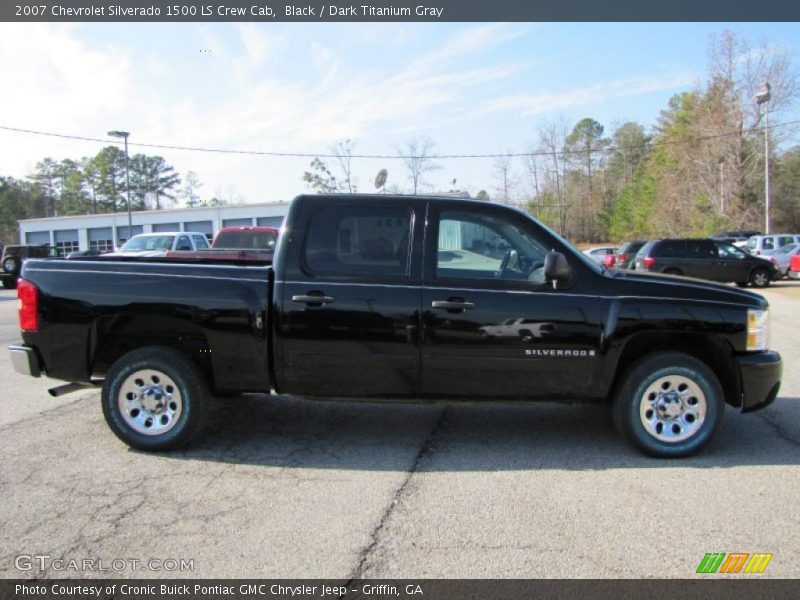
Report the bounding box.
[582,246,617,265]
[108,232,210,257]
[770,243,800,277]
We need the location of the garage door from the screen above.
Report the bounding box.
[89,227,114,252]
[256,216,284,228]
[222,218,253,228]
[152,222,180,232]
[25,231,50,245]
[54,230,79,255]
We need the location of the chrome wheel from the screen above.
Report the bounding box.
[118,369,182,435]
[3,258,16,272]
[639,375,707,443]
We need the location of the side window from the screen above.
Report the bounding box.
[687,240,715,258]
[717,242,745,259]
[304,206,412,276]
[763,237,774,250]
[193,235,209,249]
[655,240,685,258]
[436,210,547,282]
[778,236,793,247]
[176,236,192,250]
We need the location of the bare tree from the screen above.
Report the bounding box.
[397,137,441,194]
[492,152,517,204]
[331,139,357,193]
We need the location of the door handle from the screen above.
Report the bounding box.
[292,294,335,305]
[431,299,475,311]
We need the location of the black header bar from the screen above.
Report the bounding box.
[2,0,800,22]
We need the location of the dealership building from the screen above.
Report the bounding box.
[17,201,290,254]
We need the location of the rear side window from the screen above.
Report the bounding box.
[686,240,715,258]
[778,236,794,247]
[193,235,210,249]
[654,240,686,258]
[304,206,412,277]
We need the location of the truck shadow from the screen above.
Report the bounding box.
[165,394,800,471]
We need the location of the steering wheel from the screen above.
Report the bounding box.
[496,249,519,278]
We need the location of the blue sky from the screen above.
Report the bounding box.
[1,21,799,204]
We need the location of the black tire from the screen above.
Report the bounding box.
[749,268,771,288]
[2,278,17,289]
[663,268,682,276]
[101,346,209,451]
[3,256,20,274]
[612,352,724,458]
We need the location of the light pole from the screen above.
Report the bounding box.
[755,83,771,234]
[107,130,133,240]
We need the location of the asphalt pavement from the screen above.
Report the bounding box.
[0,283,797,579]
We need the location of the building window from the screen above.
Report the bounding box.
[89,239,114,252]
[55,240,79,256]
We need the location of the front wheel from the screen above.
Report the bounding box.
[612,352,724,458]
[101,346,209,451]
[749,268,771,288]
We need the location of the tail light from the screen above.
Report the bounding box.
[618,253,628,263]
[643,256,656,269]
[18,279,39,333]
[603,254,616,268]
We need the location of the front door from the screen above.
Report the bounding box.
[420,203,602,400]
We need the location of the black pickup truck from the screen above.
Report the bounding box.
[9,194,783,457]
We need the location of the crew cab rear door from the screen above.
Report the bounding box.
[278,197,425,398]
[420,201,600,399]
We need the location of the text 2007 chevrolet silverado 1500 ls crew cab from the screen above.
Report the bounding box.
[9,194,783,457]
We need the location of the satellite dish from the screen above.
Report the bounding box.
[374,169,388,190]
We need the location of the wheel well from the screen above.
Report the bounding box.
[90,315,212,383]
[610,333,740,408]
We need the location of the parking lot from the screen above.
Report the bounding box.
[0,283,798,579]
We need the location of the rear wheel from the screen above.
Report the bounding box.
[612,352,724,458]
[749,268,771,288]
[101,346,209,451]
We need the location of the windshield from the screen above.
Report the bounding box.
[120,235,175,252]
[214,231,277,249]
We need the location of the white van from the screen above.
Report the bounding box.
[745,234,800,256]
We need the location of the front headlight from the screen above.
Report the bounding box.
[747,309,769,351]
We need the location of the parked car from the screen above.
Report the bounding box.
[164,226,279,263]
[634,238,780,287]
[769,243,800,277]
[616,240,646,269]
[107,232,211,257]
[1,244,59,289]
[743,233,800,256]
[582,246,617,265]
[788,253,800,280]
[9,194,782,458]
[709,230,761,245]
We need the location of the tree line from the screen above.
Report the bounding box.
[0,145,217,246]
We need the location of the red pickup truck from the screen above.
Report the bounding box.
[165,226,279,262]
[789,254,800,279]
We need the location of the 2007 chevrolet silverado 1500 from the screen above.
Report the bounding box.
[8,194,783,457]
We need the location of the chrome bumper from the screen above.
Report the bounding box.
[9,344,41,377]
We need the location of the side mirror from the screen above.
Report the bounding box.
[544,250,573,287]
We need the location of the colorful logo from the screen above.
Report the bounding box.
[696,552,773,574]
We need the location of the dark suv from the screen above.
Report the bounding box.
[1,245,59,289]
[634,238,779,288]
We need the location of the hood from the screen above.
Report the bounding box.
[609,270,768,310]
